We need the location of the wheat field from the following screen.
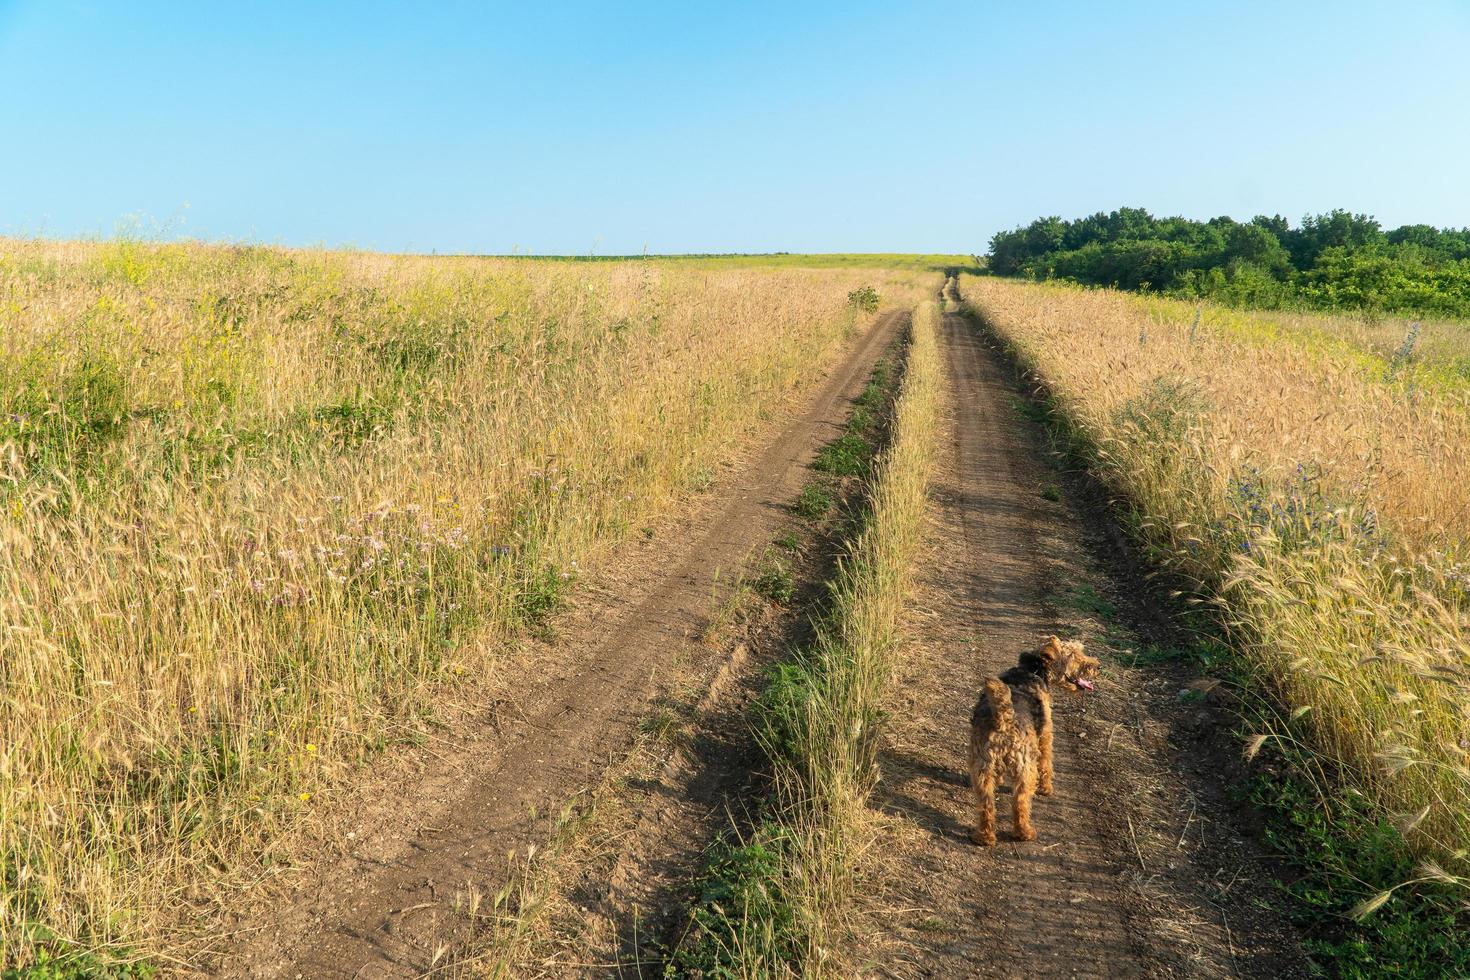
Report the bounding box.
[0,238,929,964]
[962,274,1470,873]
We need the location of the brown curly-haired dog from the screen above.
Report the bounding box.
[968,635,1099,845]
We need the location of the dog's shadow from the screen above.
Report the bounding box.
[877,746,1006,842]
[885,746,969,788]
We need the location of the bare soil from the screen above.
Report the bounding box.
[204,311,905,979]
[847,300,1313,978]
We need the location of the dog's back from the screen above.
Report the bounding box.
[973,667,1046,740]
[971,675,1042,775]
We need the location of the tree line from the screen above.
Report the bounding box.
[987,207,1470,318]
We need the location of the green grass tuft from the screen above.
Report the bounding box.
[793,483,834,520]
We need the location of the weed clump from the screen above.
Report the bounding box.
[794,483,833,519]
[811,432,870,476]
[2,350,130,465]
[752,554,795,605]
[846,284,880,312]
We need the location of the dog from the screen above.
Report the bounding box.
[968,635,1099,845]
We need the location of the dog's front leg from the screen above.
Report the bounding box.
[1013,764,1038,842]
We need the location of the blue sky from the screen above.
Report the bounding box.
[2,1,1467,254]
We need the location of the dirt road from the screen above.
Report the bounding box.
[850,294,1311,978]
[209,310,905,978]
[211,290,1316,979]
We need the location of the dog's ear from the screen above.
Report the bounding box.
[1038,635,1063,661]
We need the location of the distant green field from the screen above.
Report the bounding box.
[481,252,979,272]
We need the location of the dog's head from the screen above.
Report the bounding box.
[1036,635,1099,692]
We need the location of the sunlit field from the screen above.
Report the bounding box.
[0,237,929,964]
[1122,291,1470,393]
[962,275,1470,875]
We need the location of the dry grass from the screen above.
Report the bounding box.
[961,274,1470,869]
[0,236,928,969]
[676,299,942,977]
[771,299,942,972]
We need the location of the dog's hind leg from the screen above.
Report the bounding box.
[971,769,998,846]
[1037,693,1055,797]
[1012,762,1038,842]
[970,764,998,846]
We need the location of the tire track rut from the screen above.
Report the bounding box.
[212,310,906,979]
[853,292,1310,978]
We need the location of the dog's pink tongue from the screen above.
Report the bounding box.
[1074,677,1096,692]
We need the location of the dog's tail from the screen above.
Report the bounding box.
[980,677,1014,728]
